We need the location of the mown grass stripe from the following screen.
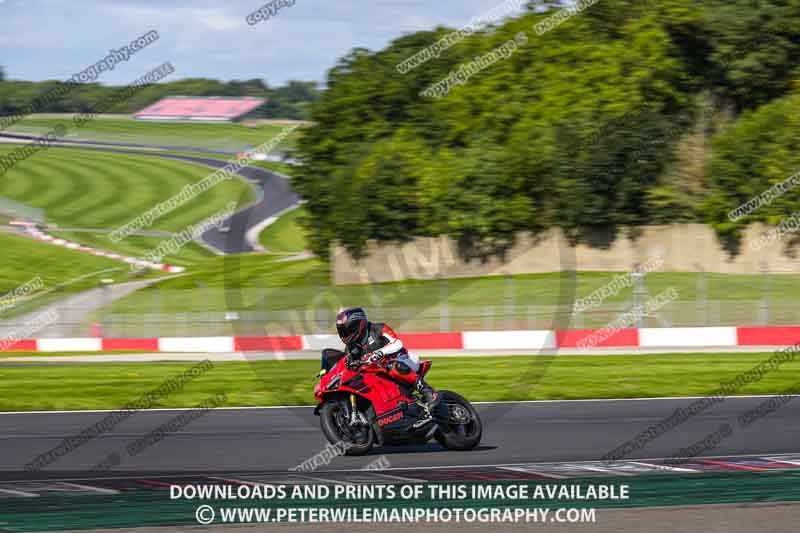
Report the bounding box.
[48,158,132,225]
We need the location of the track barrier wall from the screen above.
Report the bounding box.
[4,325,800,352]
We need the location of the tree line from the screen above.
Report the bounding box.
[0,70,320,120]
[291,0,800,258]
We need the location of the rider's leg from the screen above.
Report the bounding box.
[386,360,417,386]
[394,352,437,405]
[416,377,439,408]
[321,349,346,372]
[399,353,438,407]
[388,361,439,408]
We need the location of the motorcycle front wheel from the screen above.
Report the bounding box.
[319,400,374,456]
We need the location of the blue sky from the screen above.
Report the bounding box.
[0,0,530,86]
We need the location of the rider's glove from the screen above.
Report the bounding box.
[348,345,364,358]
[368,350,384,365]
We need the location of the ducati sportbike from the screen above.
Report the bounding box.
[314,354,482,455]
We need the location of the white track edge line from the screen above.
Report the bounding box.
[1,395,800,415]
[3,451,800,484]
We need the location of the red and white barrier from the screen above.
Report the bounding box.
[463,330,554,351]
[638,327,738,348]
[4,325,800,353]
[158,336,235,353]
[36,338,103,352]
[737,326,800,346]
[15,222,186,273]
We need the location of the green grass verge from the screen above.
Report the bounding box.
[107,254,326,314]
[0,353,796,411]
[8,116,301,152]
[107,253,800,316]
[0,231,142,317]
[258,206,308,253]
[0,231,122,293]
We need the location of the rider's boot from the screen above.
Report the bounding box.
[387,363,437,426]
[411,378,440,428]
[414,376,439,427]
[417,377,439,411]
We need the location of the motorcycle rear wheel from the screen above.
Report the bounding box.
[433,390,482,451]
[320,400,374,456]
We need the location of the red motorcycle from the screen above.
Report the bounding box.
[314,355,482,456]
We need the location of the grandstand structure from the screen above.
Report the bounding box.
[134,96,266,122]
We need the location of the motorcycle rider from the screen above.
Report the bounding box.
[321,307,439,414]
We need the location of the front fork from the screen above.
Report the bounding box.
[349,394,359,425]
[345,393,370,427]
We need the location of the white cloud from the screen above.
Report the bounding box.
[192,9,241,31]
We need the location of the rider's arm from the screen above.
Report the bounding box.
[371,324,404,360]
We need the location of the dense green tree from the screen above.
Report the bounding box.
[294,5,699,257]
[705,91,800,238]
[261,81,320,119]
[705,0,800,109]
[292,0,800,258]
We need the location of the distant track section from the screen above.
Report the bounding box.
[0,134,301,254]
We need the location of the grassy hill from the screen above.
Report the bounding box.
[0,144,253,264]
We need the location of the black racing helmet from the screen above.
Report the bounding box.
[336,307,368,344]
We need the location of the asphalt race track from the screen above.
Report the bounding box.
[1,397,797,477]
[170,154,299,254]
[118,150,298,254]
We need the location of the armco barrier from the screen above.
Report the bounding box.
[3,325,800,352]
